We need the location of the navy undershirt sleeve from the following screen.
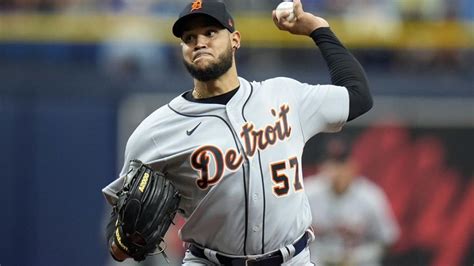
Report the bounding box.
[311,27,373,121]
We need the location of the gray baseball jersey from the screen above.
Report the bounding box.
[103,76,349,255]
[305,175,400,266]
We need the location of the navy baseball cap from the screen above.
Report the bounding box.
[172,0,235,38]
[325,137,351,162]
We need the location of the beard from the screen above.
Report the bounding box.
[183,44,233,82]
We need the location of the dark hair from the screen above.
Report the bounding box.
[324,137,351,162]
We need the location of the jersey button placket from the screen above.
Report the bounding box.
[227,99,264,252]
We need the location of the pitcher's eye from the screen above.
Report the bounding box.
[182,34,195,44]
[205,30,217,37]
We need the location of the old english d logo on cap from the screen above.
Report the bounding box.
[191,0,202,11]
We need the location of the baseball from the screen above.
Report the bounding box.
[275,1,295,22]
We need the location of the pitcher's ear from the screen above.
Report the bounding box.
[231,31,241,50]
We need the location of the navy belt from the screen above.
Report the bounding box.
[189,232,309,266]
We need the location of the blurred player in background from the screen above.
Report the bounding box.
[305,137,400,266]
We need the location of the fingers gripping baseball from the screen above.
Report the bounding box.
[272,0,330,36]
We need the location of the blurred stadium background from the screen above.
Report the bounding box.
[0,0,472,265]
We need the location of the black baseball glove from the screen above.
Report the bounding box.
[109,160,181,261]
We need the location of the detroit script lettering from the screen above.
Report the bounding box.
[191,104,291,189]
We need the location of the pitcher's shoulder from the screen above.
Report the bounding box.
[261,76,302,86]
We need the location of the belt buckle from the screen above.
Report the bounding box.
[245,254,273,266]
[244,257,260,266]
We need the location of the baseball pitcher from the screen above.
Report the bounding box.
[102,0,373,265]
